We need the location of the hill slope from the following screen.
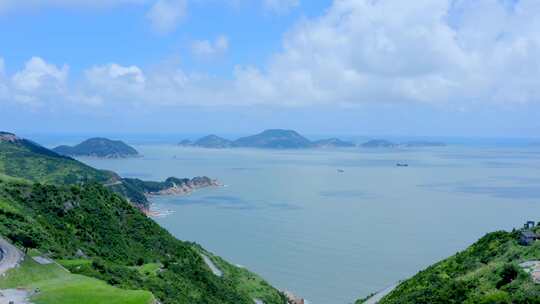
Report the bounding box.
[0,132,117,185]
[0,132,218,210]
[53,138,139,158]
[0,253,155,304]
[357,230,540,304]
[0,179,286,304]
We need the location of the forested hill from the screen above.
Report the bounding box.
[53,137,139,158]
[0,180,286,304]
[0,131,117,185]
[357,229,540,304]
[0,132,215,209]
[0,131,287,304]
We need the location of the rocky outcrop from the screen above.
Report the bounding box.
[0,132,19,143]
[283,291,304,304]
[151,177,221,196]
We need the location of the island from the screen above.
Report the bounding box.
[312,138,356,148]
[403,141,446,147]
[53,137,139,158]
[233,129,313,149]
[179,135,233,148]
[360,139,397,148]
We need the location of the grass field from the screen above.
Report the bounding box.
[0,257,155,304]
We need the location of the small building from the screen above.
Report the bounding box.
[519,230,537,246]
[524,221,536,230]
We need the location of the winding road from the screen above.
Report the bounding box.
[0,237,23,276]
[363,283,398,304]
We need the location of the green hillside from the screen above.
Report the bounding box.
[0,254,155,304]
[0,132,213,209]
[358,230,540,304]
[0,132,116,185]
[0,179,285,304]
[0,132,285,304]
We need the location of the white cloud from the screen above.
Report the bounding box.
[0,57,4,75]
[12,57,68,92]
[85,63,146,96]
[146,0,187,34]
[4,0,540,109]
[263,0,299,14]
[228,0,540,106]
[191,35,229,58]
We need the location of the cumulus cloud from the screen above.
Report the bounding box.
[191,35,229,58]
[0,57,70,107]
[263,0,299,14]
[85,63,146,97]
[4,0,540,109]
[146,0,187,34]
[230,0,540,106]
[12,57,68,92]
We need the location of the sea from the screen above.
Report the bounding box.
[38,136,540,304]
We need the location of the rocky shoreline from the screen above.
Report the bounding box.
[142,176,221,216]
[148,176,221,196]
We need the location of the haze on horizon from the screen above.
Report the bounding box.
[0,0,539,138]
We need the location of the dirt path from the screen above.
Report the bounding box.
[0,237,23,276]
[201,254,223,277]
[0,237,31,304]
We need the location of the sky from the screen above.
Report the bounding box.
[0,0,539,138]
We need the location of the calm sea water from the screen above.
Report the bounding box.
[80,145,540,304]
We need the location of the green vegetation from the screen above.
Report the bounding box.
[0,136,115,185]
[0,178,285,304]
[196,246,288,304]
[0,257,154,304]
[0,134,218,209]
[53,137,139,158]
[358,230,540,304]
[0,132,285,303]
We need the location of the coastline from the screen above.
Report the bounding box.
[142,179,222,217]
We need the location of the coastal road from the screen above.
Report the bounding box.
[363,284,398,304]
[0,237,23,276]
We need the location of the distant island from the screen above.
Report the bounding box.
[178,129,447,150]
[402,141,446,147]
[179,135,233,148]
[361,139,397,148]
[53,137,139,158]
[233,129,313,149]
[312,138,355,148]
[179,129,355,149]
[361,139,446,148]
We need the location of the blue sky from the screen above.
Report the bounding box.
[0,0,539,138]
